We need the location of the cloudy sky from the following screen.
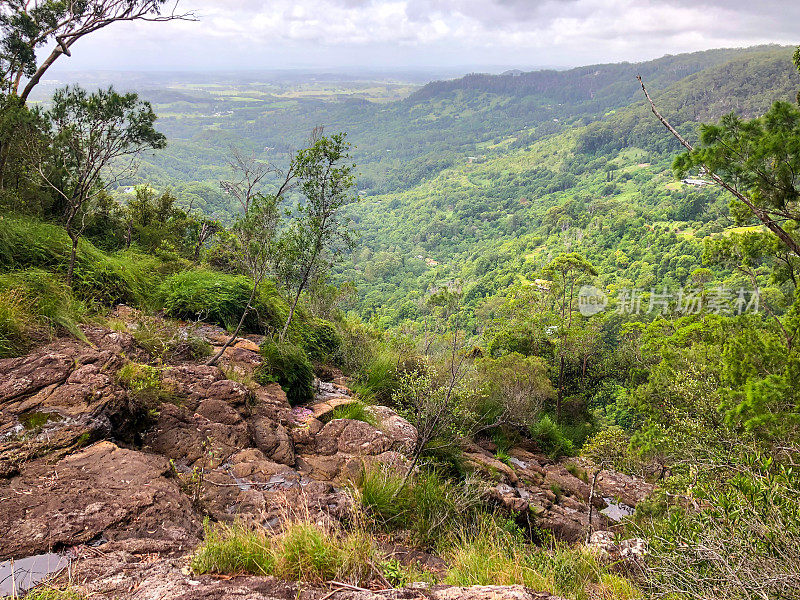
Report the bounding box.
[52,0,799,73]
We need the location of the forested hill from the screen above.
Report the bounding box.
[336,46,800,323]
[410,45,784,106]
[118,45,796,213]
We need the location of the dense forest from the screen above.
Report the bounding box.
[1,3,800,599]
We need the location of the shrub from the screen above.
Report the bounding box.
[159,270,285,333]
[256,341,314,406]
[581,426,633,471]
[530,415,575,459]
[304,319,342,361]
[118,362,176,406]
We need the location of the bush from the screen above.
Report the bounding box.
[304,319,342,361]
[530,415,575,459]
[159,270,286,333]
[581,426,633,471]
[256,341,314,406]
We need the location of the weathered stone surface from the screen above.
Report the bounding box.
[0,337,145,478]
[367,406,417,454]
[315,419,393,456]
[145,403,251,467]
[0,441,200,560]
[250,417,295,466]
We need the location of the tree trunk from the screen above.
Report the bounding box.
[206,279,259,366]
[557,354,565,422]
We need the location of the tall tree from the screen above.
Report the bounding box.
[638,48,800,258]
[543,252,598,420]
[0,1,193,101]
[31,85,166,285]
[276,129,357,342]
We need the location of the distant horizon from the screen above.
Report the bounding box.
[38,42,794,84]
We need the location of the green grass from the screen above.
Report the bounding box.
[329,401,377,426]
[131,317,212,362]
[191,519,382,586]
[21,587,87,600]
[0,269,87,357]
[0,214,164,307]
[443,522,638,600]
[356,466,486,549]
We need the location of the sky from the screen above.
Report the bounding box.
[49,0,799,74]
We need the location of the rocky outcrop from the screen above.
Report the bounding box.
[0,330,148,477]
[0,441,201,560]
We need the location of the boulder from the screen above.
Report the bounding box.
[367,406,417,454]
[314,419,393,456]
[0,441,200,560]
[250,417,295,466]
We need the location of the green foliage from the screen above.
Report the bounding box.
[20,587,88,600]
[530,415,576,459]
[118,362,161,393]
[443,521,635,600]
[328,401,377,426]
[580,426,633,471]
[303,318,342,361]
[256,341,314,406]
[190,519,275,576]
[356,466,486,549]
[159,269,285,332]
[131,318,212,362]
[191,519,377,585]
[0,269,87,356]
[0,214,160,307]
[637,456,800,599]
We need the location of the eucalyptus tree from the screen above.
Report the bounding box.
[276,129,357,342]
[32,85,166,285]
[0,0,193,101]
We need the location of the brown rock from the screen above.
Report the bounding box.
[314,419,393,456]
[0,441,200,560]
[250,417,295,466]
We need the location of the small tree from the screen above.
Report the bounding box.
[206,151,294,366]
[393,328,472,492]
[276,129,357,342]
[32,85,166,286]
[476,352,555,429]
